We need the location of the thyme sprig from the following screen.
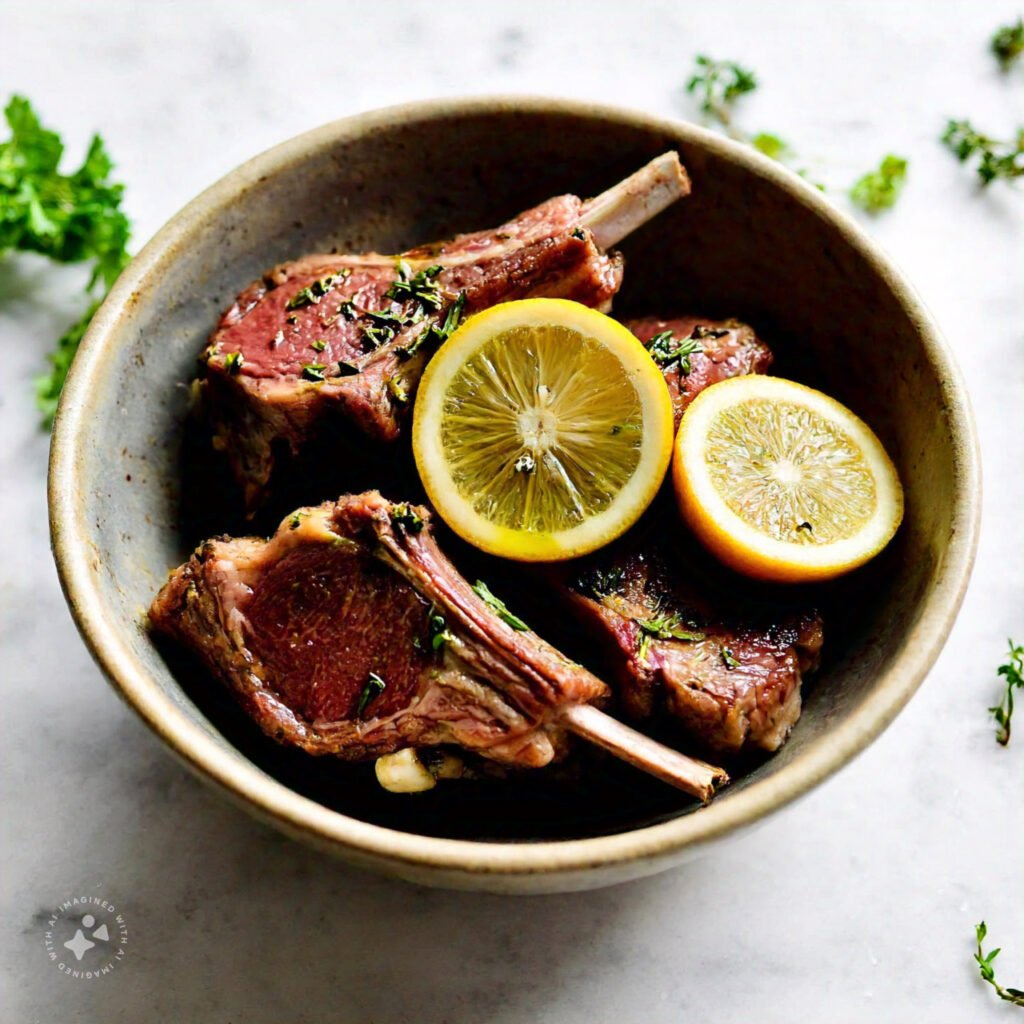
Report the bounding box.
[686,55,757,126]
[849,155,908,213]
[942,120,1024,185]
[990,639,1024,745]
[647,329,705,373]
[472,580,529,631]
[974,922,1024,1006]
[992,18,1024,70]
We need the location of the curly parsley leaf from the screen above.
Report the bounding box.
[849,154,909,213]
[0,95,131,426]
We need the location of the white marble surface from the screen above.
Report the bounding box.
[2,1,1022,1020]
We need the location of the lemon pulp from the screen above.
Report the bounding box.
[704,398,878,545]
[439,324,643,532]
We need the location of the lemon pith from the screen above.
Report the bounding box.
[414,299,674,561]
[673,375,903,582]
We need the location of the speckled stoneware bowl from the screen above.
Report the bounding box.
[49,97,980,893]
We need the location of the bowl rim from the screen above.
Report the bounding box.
[48,95,981,880]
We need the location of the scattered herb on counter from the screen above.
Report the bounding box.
[391,503,424,534]
[990,639,1023,745]
[356,672,386,718]
[0,95,132,426]
[849,155,909,212]
[941,119,1024,185]
[683,58,904,208]
[686,55,758,126]
[472,580,529,631]
[992,17,1024,70]
[974,922,1024,1006]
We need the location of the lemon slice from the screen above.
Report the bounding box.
[672,375,903,582]
[413,298,674,561]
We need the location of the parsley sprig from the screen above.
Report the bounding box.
[990,639,1024,745]
[0,95,132,425]
[974,922,1024,1006]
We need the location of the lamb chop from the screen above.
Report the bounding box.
[556,316,822,755]
[150,491,727,800]
[563,529,823,755]
[203,153,690,506]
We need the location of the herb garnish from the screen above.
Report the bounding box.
[391,503,424,534]
[338,300,358,321]
[992,18,1024,70]
[721,646,740,669]
[386,261,444,312]
[310,338,327,352]
[974,922,1024,1006]
[356,672,386,718]
[636,613,706,662]
[941,120,1024,185]
[428,611,455,652]
[514,453,536,474]
[574,566,625,600]
[849,155,909,213]
[686,55,758,126]
[362,322,396,349]
[990,639,1024,745]
[301,362,326,382]
[337,359,359,377]
[223,351,244,374]
[648,329,705,373]
[570,226,587,240]
[288,511,305,530]
[0,96,133,425]
[399,291,466,360]
[472,580,529,631]
[286,272,346,311]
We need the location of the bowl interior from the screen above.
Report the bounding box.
[58,102,971,846]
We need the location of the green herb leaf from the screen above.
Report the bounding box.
[286,272,344,311]
[686,55,758,126]
[428,611,455,652]
[356,672,386,718]
[0,96,132,425]
[721,646,740,669]
[849,154,909,213]
[310,338,327,352]
[301,362,326,382]
[974,921,1024,1006]
[223,351,244,375]
[386,261,444,312]
[399,291,466,360]
[941,119,1024,185]
[992,18,1024,70]
[386,375,410,404]
[990,639,1024,745]
[635,613,706,662]
[750,132,791,161]
[647,329,706,373]
[391,502,424,534]
[472,580,529,631]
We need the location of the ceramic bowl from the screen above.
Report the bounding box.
[49,97,980,893]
